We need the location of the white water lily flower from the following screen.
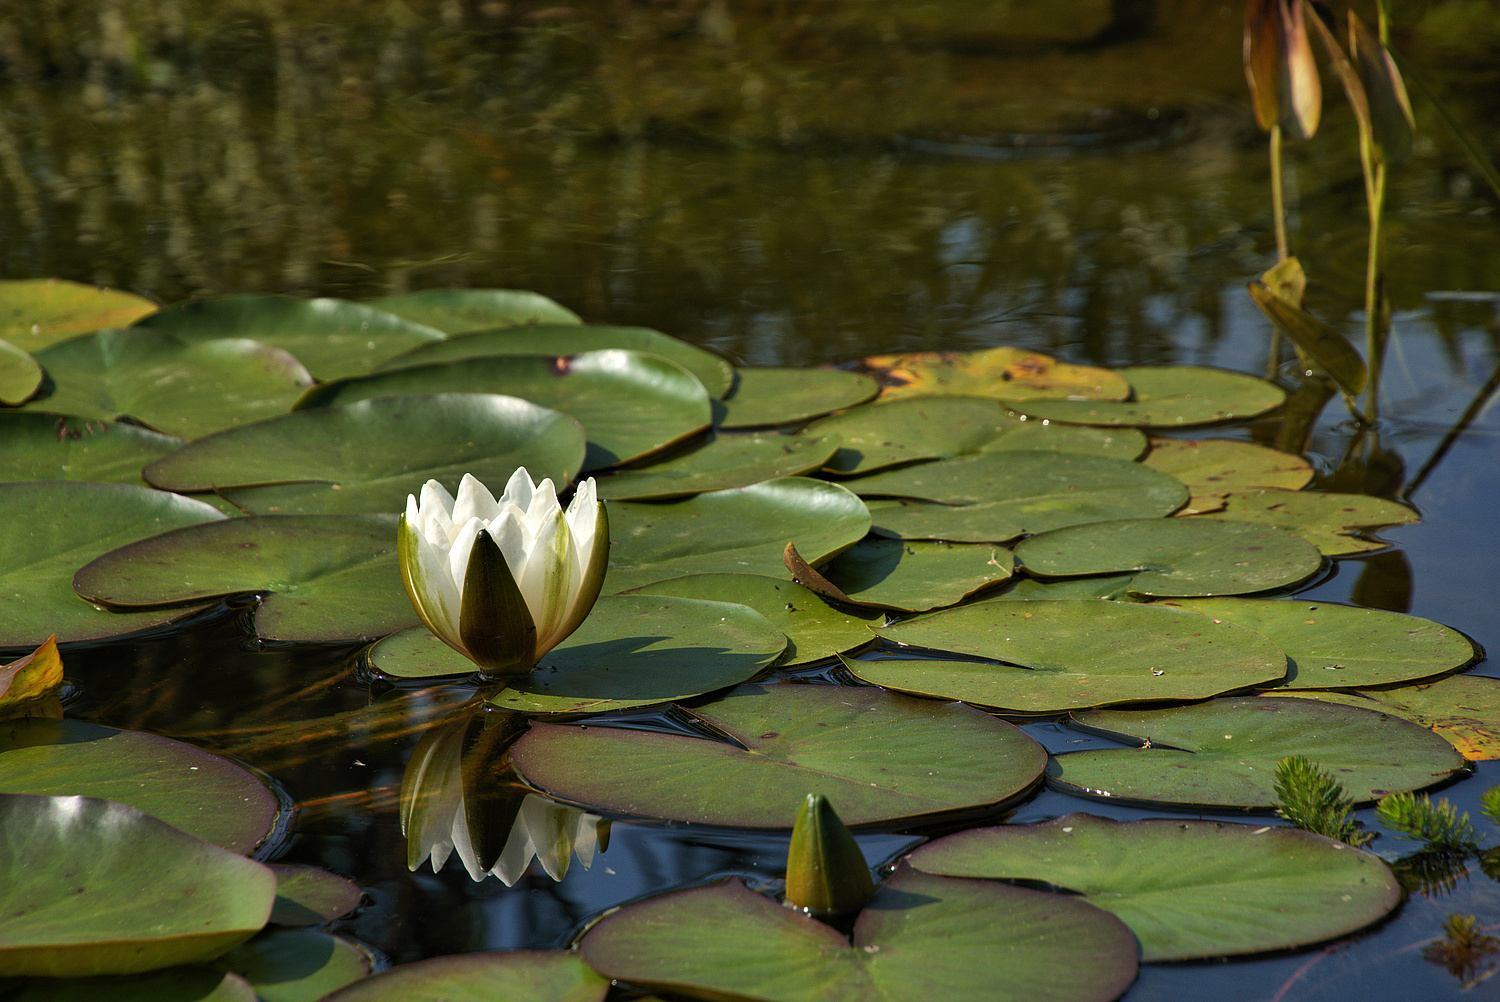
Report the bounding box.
[399,468,608,678]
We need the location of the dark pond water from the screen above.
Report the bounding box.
[4,2,1500,998]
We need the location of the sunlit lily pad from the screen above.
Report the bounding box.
[1142,438,1312,514]
[0,339,41,404]
[143,394,585,515]
[994,574,1139,601]
[376,322,732,399]
[909,813,1402,961]
[718,367,879,428]
[1013,518,1323,597]
[73,514,414,643]
[1155,597,1478,688]
[267,866,363,927]
[1047,696,1468,809]
[1189,489,1420,554]
[866,599,1287,711]
[818,538,1014,612]
[213,929,372,1002]
[321,951,608,1002]
[604,477,870,592]
[596,431,840,500]
[0,718,281,854]
[26,329,316,439]
[579,867,1138,1002]
[628,573,882,666]
[0,793,276,977]
[1276,674,1500,760]
[296,349,711,471]
[134,295,446,380]
[802,396,1012,474]
[367,288,581,333]
[511,682,1047,826]
[858,346,1130,403]
[0,413,182,485]
[0,279,157,351]
[1008,366,1286,427]
[865,499,1027,542]
[0,481,225,647]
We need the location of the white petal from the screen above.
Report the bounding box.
[487,509,530,586]
[446,518,485,597]
[452,473,500,525]
[401,516,463,648]
[499,467,536,512]
[525,478,561,532]
[516,508,571,645]
[416,480,459,543]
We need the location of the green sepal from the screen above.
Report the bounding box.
[784,793,875,917]
[460,528,538,679]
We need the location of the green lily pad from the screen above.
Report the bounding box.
[0,719,281,854]
[0,481,225,647]
[1008,366,1286,427]
[0,793,276,977]
[1047,696,1468,809]
[295,349,711,471]
[1142,438,1313,513]
[857,346,1130,403]
[143,394,585,515]
[1013,518,1324,597]
[596,431,841,501]
[844,451,1187,530]
[718,367,879,428]
[1276,674,1500,761]
[992,574,1140,601]
[908,813,1402,961]
[25,329,316,439]
[818,538,1014,612]
[1189,489,1420,555]
[866,599,1287,711]
[802,396,1013,474]
[7,968,258,1002]
[0,279,157,351]
[321,951,608,1002]
[579,867,1138,1002]
[213,929,371,1002]
[865,499,1027,542]
[627,573,881,666]
[604,477,870,593]
[267,867,363,927]
[1155,597,1478,688]
[511,682,1047,827]
[73,514,415,643]
[134,295,446,380]
[0,339,41,404]
[376,323,733,399]
[978,420,1149,461]
[0,413,182,485]
[366,288,581,333]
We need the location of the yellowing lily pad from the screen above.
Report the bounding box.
[1188,488,1420,555]
[1276,674,1500,760]
[858,346,1129,403]
[1009,366,1286,428]
[717,367,879,428]
[0,279,157,351]
[1142,438,1312,514]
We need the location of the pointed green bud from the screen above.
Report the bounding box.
[784,794,874,917]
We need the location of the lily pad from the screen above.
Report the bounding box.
[857,346,1130,403]
[818,538,1014,612]
[802,396,1013,474]
[1046,696,1468,809]
[134,295,446,380]
[909,813,1402,961]
[0,339,41,404]
[596,431,841,500]
[0,718,282,854]
[1008,366,1286,427]
[604,477,870,593]
[0,279,157,351]
[213,930,372,1002]
[1276,674,1500,760]
[26,329,316,439]
[267,867,363,927]
[1013,518,1324,597]
[378,322,733,399]
[867,599,1287,711]
[718,367,879,428]
[7,969,258,1002]
[0,793,276,977]
[1189,488,1420,555]
[865,499,1027,542]
[627,573,882,666]
[510,682,1047,827]
[0,413,182,485]
[73,514,415,643]
[321,951,608,1002]
[295,349,711,471]
[579,867,1138,1002]
[367,288,581,333]
[0,481,225,647]
[1142,438,1313,514]
[143,394,585,515]
[1155,597,1478,688]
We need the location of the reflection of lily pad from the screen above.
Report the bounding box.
[1047,696,1468,809]
[1009,366,1286,428]
[819,538,1013,611]
[1142,438,1312,513]
[512,682,1047,827]
[580,867,1138,1002]
[1189,489,1420,555]
[858,346,1130,403]
[367,288,581,333]
[1276,674,1500,760]
[322,951,607,1002]
[597,431,840,500]
[909,813,1402,961]
[0,278,157,351]
[718,367,879,428]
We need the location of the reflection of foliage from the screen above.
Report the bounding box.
[1393,848,1473,897]
[1423,914,1500,990]
[1273,755,1373,847]
[1376,791,1479,852]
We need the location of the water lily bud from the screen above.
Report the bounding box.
[1243,0,1321,139]
[399,468,609,679]
[785,793,875,917]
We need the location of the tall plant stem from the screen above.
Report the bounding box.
[1361,137,1388,424]
[1267,122,1288,377]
